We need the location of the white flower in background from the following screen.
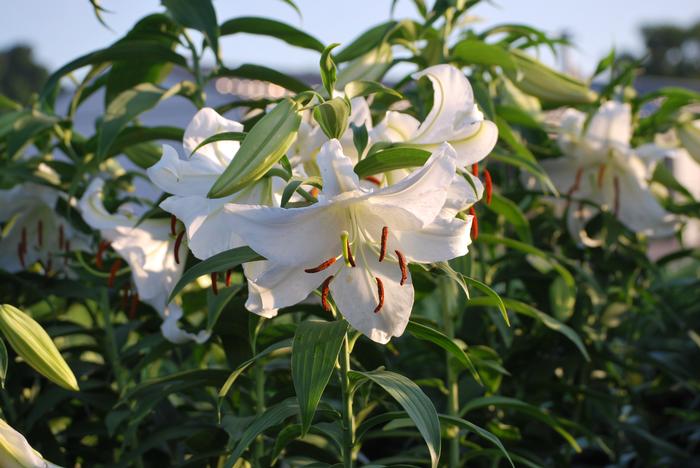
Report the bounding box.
[79,178,209,344]
[371,64,498,173]
[289,96,372,176]
[221,139,474,344]
[147,108,280,261]
[0,418,61,467]
[0,163,83,275]
[677,118,700,164]
[538,101,678,245]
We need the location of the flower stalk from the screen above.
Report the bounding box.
[340,332,355,467]
[440,277,460,467]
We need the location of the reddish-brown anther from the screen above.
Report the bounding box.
[471,163,479,177]
[345,238,356,267]
[613,176,620,216]
[108,259,122,287]
[129,292,139,319]
[374,277,385,313]
[211,272,219,295]
[395,250,408,286]
[469,206,479,240]
[37,220,43,247]
[379,226,388,262]
[96,240,109,269]
[321,275,334,312]
[173,230,185,264]
[364,176,382,186]
[597,164,607,188]
[21,227,27,247]
[225,269,233,287]
[304,257,337,273]
[567,167,584,197]
[170,215,177,236]
[310,187,320,198]
[58,225,65,250]
[483,169,493,205]
[17,243,26,269]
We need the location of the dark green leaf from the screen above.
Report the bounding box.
[313,97,350,140]
[439,414,514,467]
[292,320,348,435]
[320,43,340,97]
[162,0,219,56]
[217,64,310,93]
[220,17,324,52]
[486,193,532,243]
[354,145,431,178]
[189,131,246,156]
[464,276,510,327]
[335,21,397,63]
[344,80,403,100]
[451,40,517,75]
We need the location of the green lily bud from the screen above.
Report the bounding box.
[499,77,541,113]
[677,119,700,164]
[336,43,393,89]
[508,50,597,104]
[0,304,79,391]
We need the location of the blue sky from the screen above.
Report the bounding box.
[1,0,699,76]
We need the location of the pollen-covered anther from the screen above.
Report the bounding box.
[597,164,607,188]
[483,169,493,205]
[469,206,479,240]
[567,167,584,197]
[170,215,177,236]
[395,250,407,286]
[613,176,620,215]
[364,176,382,186]
[310,187,320,199]
[374,277,385,313]
[37,220,43,247]
[108,259,122,287]
[96,240,109,269]
[341,231,355,267]
[321,275,334,312]
[129,292,139,319]
[304,257,337,273]
[211,272,219,295]
[58,225,65,250]
[173,230,186,264]
[472,163,479,177]
[225,269,233,287]
[379,226,388,262]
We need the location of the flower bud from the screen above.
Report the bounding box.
[0,418,61,468]
[508,50,597,104]
[677,119,700,164]
[0,304,79,391]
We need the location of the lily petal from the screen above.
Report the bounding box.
[160,304,210,344]
[585,101,632,153]
[183,107,244,167]
[370,111,420,143]
[394,215,471,263]
[331,243,413,344]
[147,144,223,197]
[317,139,362,199]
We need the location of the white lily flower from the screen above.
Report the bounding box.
[371,64,498,169]
[79,178,209,344]
[222,139,472,343]
[0,418,61,467]
[0,164,83,275]
[290,96,372,175]
[147,107,279,261]
[539,101,678,245]
[677,119,700,164]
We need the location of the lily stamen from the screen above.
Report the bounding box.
[341,231,355,267]
[469,206,479,240]
[108,259,122,287]
[613,176,620,215]
[321,275,334,312]
[225,269,233,287]
[304,257,337,273]
[170,215,177,236]
[597,164,607,188]
[17,243,26,268]
[37,220,43,247]
[472,163,479,177]
[96,240,109,269]
[484,169,493,205]
[21,227,27,247]
[129,292,139,319]
[310,187,320,198]
[58,225,65,250]
[567,167,584,197]
[395,250,407,285]
[173,230,186,265]
[374,277,385,313]
[365,176,382,186]
[379,226,388,262]
[211,272,219,295]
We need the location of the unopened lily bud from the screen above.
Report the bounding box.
[677,120,700,164]
[499,77,541,113]
[0,418,62,468]
[0,304,79,392]
[336,43,393,88]
[508,50,597,104]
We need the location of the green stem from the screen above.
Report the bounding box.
[340,333,355,468]
[181,30,205,108]
[441,278,460,468]
[254,364,266,467]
